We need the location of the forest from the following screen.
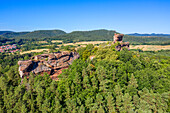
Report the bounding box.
[0,43,169,112]
[1,29,170,45]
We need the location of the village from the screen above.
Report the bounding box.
[0,44,20,53]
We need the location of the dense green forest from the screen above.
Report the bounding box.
[1,30,66,39]
[52,30,117,42]
[0,36,14,45]
[1,29,170,45]
[123,35,170,45]
[1,32,30,39]
[0,31,13,35]
[53,30,170,44]
[0,44,169,112]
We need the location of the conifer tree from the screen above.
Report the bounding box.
[82,68,88,78]
[78,105,85,113]
[90,103,98,113]
[106,93,116,113]
[133,95,140,110]
[114,84,123,111]
[120,93,134,113]
[85,97,93,110]
[54,97,62,113]
[21,103,27,113]
[126,74,138,96]
[83,75,90,89]
[97,105,105,113]
[96,93,103,106]
[91,76,98,89]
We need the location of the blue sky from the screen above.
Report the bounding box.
[0,0,170,33]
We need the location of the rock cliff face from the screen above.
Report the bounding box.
[113,33,130,51]
[18,51,79,80]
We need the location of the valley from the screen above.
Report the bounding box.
[0,29,170,112]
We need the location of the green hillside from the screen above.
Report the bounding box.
[53,29,118,42]
[0,31,13,35]
[0,36,14,45]
[123,35,170,45]
[2,32,30,38]
[1,29,170,45]
[1,30,66,39]
[53,29,170,44]
[18,30,66,39]
[0,44,169,112]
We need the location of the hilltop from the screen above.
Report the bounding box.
[0,29,170,45]
[1,30,66,39]
[0,31,13,35]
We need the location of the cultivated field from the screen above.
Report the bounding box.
[130,45,170,51]
[20,41,170,54]
[75,41,108,45]
[57,41,108,46]
[51,40,63,43]
[20,49,50,54]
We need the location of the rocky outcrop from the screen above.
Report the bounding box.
[18,51,79,80]
[113,33,130,51]
[114,33,124,42]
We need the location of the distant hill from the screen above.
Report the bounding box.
[18,30,66,39]
[0,36,14,45]
[2,32,30,38]
[123,35,170,45]
[54,29,118,42]
[0,31,13,35]
[53,29,170,44]
[128,33,170,38]
[1,29,170,45]
[1,30,66,39]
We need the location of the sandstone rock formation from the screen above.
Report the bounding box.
[114,33,124,43]
[113,33,130,51]
[18,51,79,80]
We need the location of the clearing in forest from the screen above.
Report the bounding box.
[20,49,50,54]
[51,40,63,43]
[130,45,170,51]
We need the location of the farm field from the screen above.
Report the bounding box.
[20,40,170,54]
[51,40,63,43]
[20,49,50,54]
[57,41,108,46]
[130,45,170,51]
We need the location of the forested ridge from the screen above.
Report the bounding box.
[0,36,14,44]
[1,29,170,45]
[0,31,13,35]
[1,30,66,39]
[0,44,169,112]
